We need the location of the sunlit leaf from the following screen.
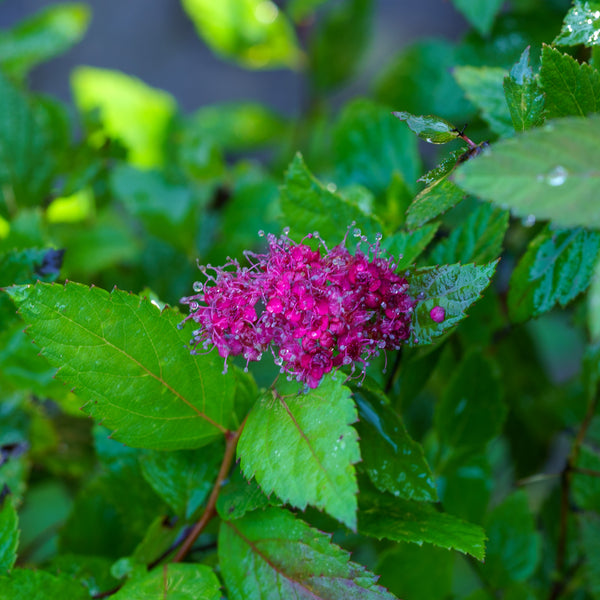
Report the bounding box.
[0,569,88,599]
[555,0,600,47]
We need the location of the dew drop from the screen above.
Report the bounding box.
[192,281,203,292]
[353,228,362,238]
[258,230,265,237]
[544,165,568,187]
[374,232,383,242]
[282,226,290,235]
[522,214,536,227]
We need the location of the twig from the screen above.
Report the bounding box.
[172,417,247,563]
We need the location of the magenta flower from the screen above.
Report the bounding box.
[181,230,415,388]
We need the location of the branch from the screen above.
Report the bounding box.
[172,417,247,563]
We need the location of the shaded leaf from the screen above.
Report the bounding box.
[237,376,360,529]
[112,564,221,600]
[408,261,498,346]
[406,179,466,229]
[71,66,176,169]
[358,489,486,560]
[334,99,420,196]
[0,248,63,286]
[392,112,458,144]
[219,507,398,599]
[0,3,90,78]
[382,223,440,270]
[418,149,467,185]
[280,153,383,243]
[454,65,514,137]
[354,386,437,501]
[573,445,600,511]
[508,226,600,323]
[503,46,545,132]
[429,202,509,265]
[435,352,506,449]
[0,490,18,573]
[181,0,301,69]
[481,491,541,586]
[540,45,600,119]
[451,0,504,36]
[579,511,600,598]
[555,0,600,47]
[6,282,235,450]
[455,116,600,229]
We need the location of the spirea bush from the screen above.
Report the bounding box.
[1,1,600,599]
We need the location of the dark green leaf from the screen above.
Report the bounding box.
[508,226,600,322]
[540,45,600,119]
[358,490,486,560]
[455,116,600,229]
[139,447,221,519]
[429,202,509,265]
[435,352,506,449]
[503,46,545,132]
[451,0,504,36]
[48,554,118,597]
[219,507,398,599]
[579,511,600,597]
[0,249,63,286]
[408,261,498,346]
[280,153,383,243]
[454,66,514,137]
[7,282,235,450]
[0,3,90,78]
[309,0,372,91]
[418,149,467,186]
[334,99,420,196]
[237,376,360,529]
[0,569,88,599]
[354,387,437,501]
[406,179,466,230]
[376,543,453,600]
[481,491,541,586]
[382,223,440,270]
[392,112,458,144]
[180,0,301,69]
[0,71,56,210]
[112,564,221,600]
[0,491,18,573]
[555,0,600,47]
[376,39,472,124]
[573,445,600,511]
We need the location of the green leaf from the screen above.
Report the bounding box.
[418,149,467,185]
[237,376,360,530]
[309,0,372,91]
[280,153,383,244]
[354,386,437,501]
[481,491,541,586]
[71,66,176,169]
[0,569,89,599]
[579,512,600,597]
[139,447,221,519]
[508,226,600,323]
[555,0,600,47]
[0,71,56,211]
[0,248,63,287]
[185,102,287,151]
[376,543,453,600]
[455,116,600,229]
[408,261,498,346]
[0,491,18,573]
[573,445,600,511]
[0,3,90,79]
[429,203,509,265]
[435,352,506,449]
[219,507,398,599]
[181,0,301,69]
[358,489,486,560]
[48,554,118,597]
[334,99,420,196]
[451,0,503,36]
[112,564,221,599]
[540,45,600,119]
[503,46,545,132]
[287,0,328,21]
[376,39,472,124]
[406,180,466,230]
[392,111,458,144]
[382,223,440,270]
[588,255,600,342]
[454,66,514,137]
[216,465,276,520]
[6,282,235,450]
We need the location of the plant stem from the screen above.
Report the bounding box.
[548,387,598,600]
[172,417,247,563]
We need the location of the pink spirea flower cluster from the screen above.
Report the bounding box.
[181,230,415,388]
